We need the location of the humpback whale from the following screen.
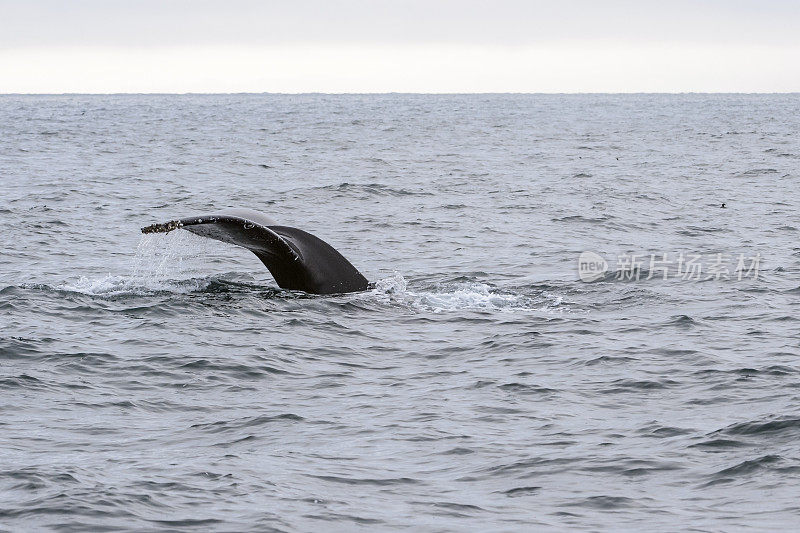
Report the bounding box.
[141,209,369,295]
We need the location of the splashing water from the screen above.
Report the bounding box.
[130,231,212,283]
[60,232,215,296]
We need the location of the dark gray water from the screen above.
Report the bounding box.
[2,94,800,531]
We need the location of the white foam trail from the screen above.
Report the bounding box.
[370,273,564,313]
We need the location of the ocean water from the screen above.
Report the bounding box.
[1,94,799,531]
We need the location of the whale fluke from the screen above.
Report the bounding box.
[141,209,369,295]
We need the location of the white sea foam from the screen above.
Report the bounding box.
[370,273,564,313]
[58,273,211,296]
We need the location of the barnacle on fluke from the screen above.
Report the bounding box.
[141,220,183,234]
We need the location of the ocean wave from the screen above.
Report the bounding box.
[306,182,433,197]
[718,417,800,437]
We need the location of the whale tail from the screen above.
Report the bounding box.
[141,209,369,295]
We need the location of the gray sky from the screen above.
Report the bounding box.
[1,0,798,92]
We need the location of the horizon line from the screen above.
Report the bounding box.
[2,91,799,96]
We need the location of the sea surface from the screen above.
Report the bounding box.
[1,94,800,531]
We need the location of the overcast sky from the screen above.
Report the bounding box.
[1,0,798,93]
